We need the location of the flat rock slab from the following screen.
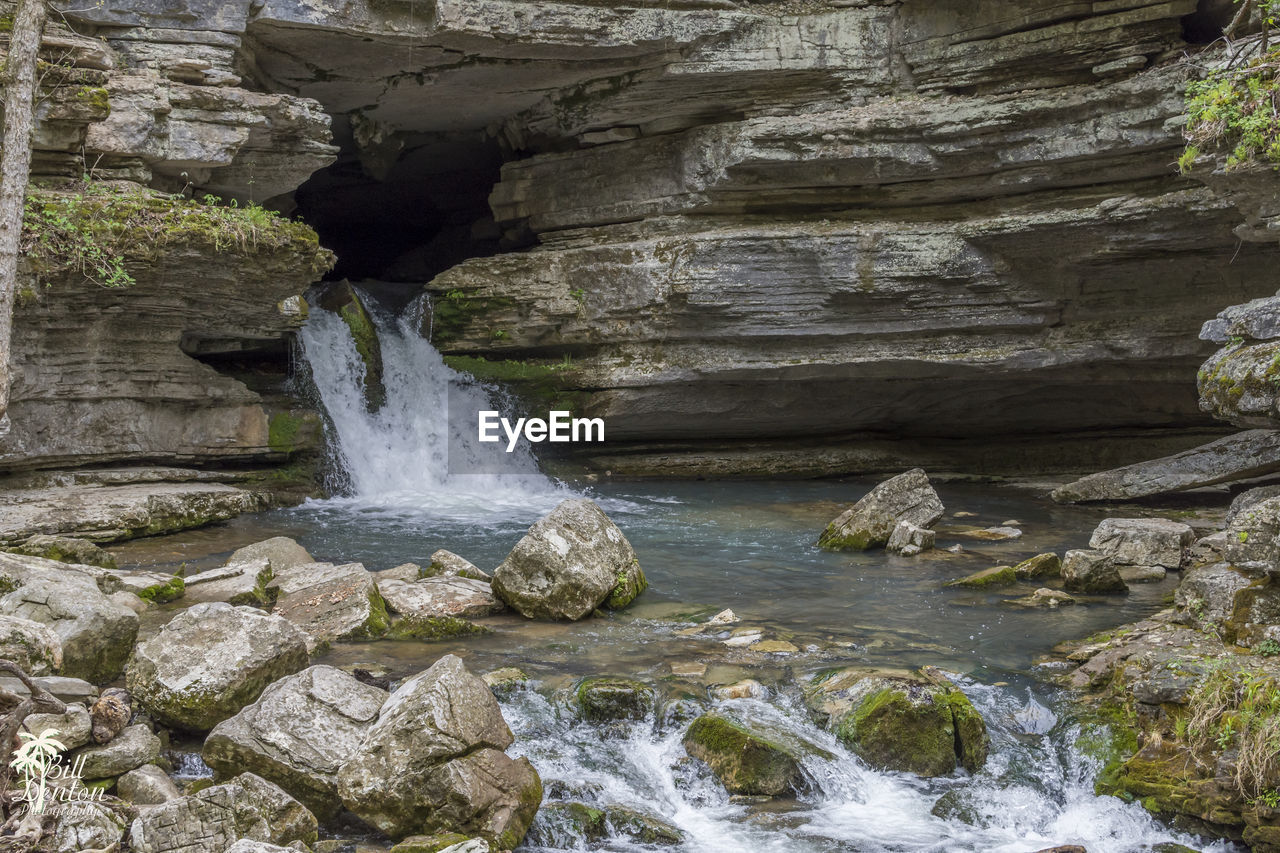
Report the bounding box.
[377,577,504,619]
[1052,429,1280,503]
[0,481,268,544]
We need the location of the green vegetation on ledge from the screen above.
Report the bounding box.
[1182,44,1280,173]
[21,183,329,288]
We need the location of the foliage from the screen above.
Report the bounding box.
[1182,44,1280,172]
[1185,666,1280,797]
[19,180,318,288]
[1257,638,1280,657]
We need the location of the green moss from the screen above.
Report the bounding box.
[575,676,655,722]
[943,690,989,773]
[945,566,1017,589]
[604,560,647,610]
[428,290,517,346]
[338,298,386,411]
[837,687,958,777]
[21,185,331,288]
[387,614,490,640]
[185,778,215,795]
[817,526,874,551]
[443,354,590,416]
[267,411,313,454]
[137,575,185,604]
[74,85,110,113]
[1074,699,1140,796]
[359,587,390,639]
[682,714,800,796]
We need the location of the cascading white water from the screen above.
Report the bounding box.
[297,291,571,523]
[503,681,1239,853]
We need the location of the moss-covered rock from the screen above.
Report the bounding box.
[805,667,988,777]
[136,574,185,604]
[388,614,491,640]
[945,565,1017,589]
[318,281,386,412]
[1013,553,1062,580]
[575,676,655,722]
[818,469,944,552]
[682,714,806,796]
[11,534,116,569]
[603,559,647,610]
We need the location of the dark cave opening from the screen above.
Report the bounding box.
[1182,0,1238,43]
[293,119,514,285]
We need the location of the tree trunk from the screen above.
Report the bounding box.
[0,0,47,430]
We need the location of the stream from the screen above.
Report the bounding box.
[116,295,1239,852]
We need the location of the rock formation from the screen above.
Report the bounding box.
[0,0,1271,485]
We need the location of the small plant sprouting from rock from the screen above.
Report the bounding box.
[1184,666,1280,798]
[1256,637,1280,656]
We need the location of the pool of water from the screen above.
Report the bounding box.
[113,299,1239,852]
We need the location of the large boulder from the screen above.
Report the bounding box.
[492,499,646,620]
[269,562,389,652]
[1062,549,1129,594]
[818,469,944,551]
[127,602,310,731]
[574,677,656,723]
[0,555,138,682]
[129,772,318,853]
[337,654,542,848]
[1223,496,1280,564]
[1088,518,1194,570]
[0,614,63,675]
[1013,553,1062,580]
[43,801,127,853]
[204,664,388,819]
[803,667,988,777]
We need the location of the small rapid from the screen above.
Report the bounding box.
[502,679,1234,853]
[286,291,1241,852]
[296,291,573,524]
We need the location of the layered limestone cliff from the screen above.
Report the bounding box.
[6,0,1278,481]
[0,4,335,478]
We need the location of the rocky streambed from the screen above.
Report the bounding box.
[0,471,1271,852]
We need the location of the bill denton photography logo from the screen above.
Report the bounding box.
[478,409,604,452]
[11,727,105,819]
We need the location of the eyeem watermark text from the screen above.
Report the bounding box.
[478,410,604,452]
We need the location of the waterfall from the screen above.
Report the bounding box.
[297,290,571,523]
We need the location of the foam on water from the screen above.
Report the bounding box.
[297,292,575,525]
[503,680,1239,853]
